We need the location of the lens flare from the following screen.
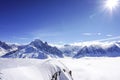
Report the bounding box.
[104,0,119,11]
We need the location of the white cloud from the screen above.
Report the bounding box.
[49,44,64,48]
[94,36,120,42]
[70,36,120,47]
[82,33,92,36]
[49,36,120,48]
[106,34,113,37]
[70,41,114,48]
[82,33,102,36]
[49,41,65,48]
[7,42,21,45]
[13,36,29,40]
[97,33,102,35]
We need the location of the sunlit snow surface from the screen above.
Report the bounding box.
[0,58,72,80]
[60,57,120,80]
[0,57,120,80]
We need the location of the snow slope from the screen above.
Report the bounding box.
[1,57,120,80]
[0,58,72,80]
[60,57,120,80]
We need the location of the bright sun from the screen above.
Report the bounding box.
[104,0,119,11]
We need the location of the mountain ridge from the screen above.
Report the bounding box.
[1,39,63,59]
[1,39,120,59]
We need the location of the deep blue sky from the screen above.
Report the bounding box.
[0,0,120,44]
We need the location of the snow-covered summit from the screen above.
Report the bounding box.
[1,40,120,59]
[0,41,11,50]
[30,39,44,47]
[0,41,17,56]
[59,41,120,58]
[2,39,63,59]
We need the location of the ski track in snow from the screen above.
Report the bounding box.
[0,57,120,80]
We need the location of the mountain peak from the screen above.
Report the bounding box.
[0,41,11,50]
[33,39,43,43]
[30,39,43,46]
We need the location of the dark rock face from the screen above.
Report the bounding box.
[0,41,11,50]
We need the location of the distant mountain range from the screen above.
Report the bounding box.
[1,39,63,59]
[60,41,120,58]
[0,39,120,59]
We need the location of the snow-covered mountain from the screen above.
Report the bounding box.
[2,39,63,59]
[0,41,17,56]
[1,39,120,59]
[73,42,120,58]
[59,41,120,58]
[59,44,82,57]
[73,45,105,58]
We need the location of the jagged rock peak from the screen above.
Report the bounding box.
[30,39,44,45]
[31,39,43,43]
[0,40,11,50]
[30,39,48,45]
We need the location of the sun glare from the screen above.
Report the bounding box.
[104,0,119,11]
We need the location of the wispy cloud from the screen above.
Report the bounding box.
[94,36,120,42]
[19,37,29,40]
[82,33,92,36]
[82,33,102,36]
[32,33,61,40]
[70,36,120,47]
[49,41,65,48]
[89,13,96,19]
[13,36,29,40]
[43,36,120,48]
[106,34,113,37]
[97,33,102,36]
[31,30,61,38]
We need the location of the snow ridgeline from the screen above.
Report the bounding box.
[0,58,73,80]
